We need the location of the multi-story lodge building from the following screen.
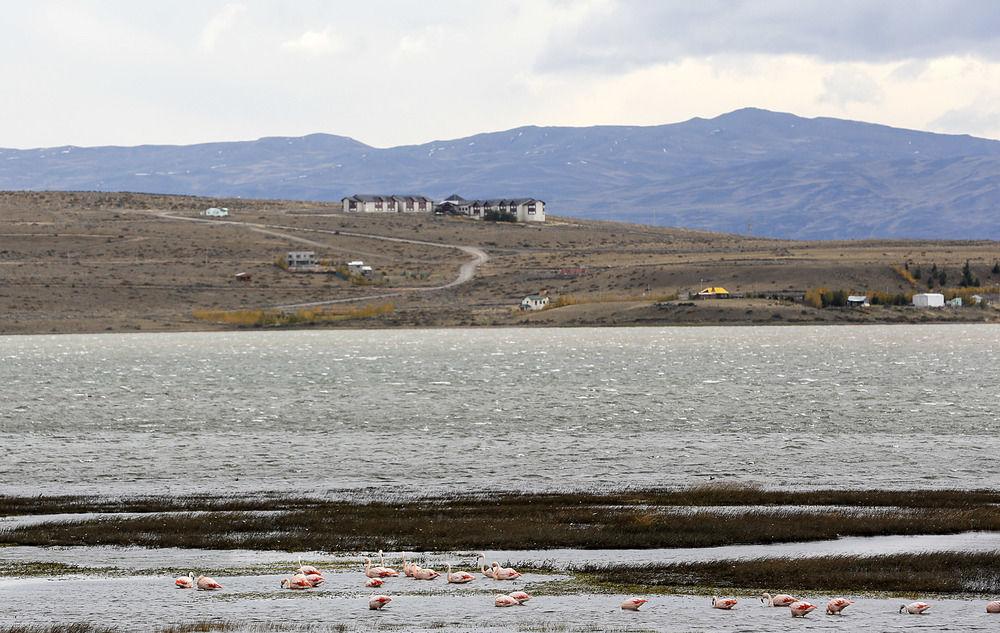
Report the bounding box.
[341,195,435,214]
[440,195,545,222]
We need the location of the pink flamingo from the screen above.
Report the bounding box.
[412,566,440,580]
[365,577,384,588]
[761,592,798,607]
[377,550,399,575]
[509,591,531,603]
[987,600,1000,614]
[402,556,418,577]
[621,597,648,611]
[196,575,223,591]
[368,594,392,610]
[297,561,322,576]
[364,557,399,578]
[174,573,194,589]
[712,596,738,609]
[789,601,817,617]
[495,594,521,607]
[478,553,496,578]
[280,574,313,590]
[305,573,324,586]
[491,561,521,580]
[899,601,930,614]
[446,563,476,584]
[826,598,854,615]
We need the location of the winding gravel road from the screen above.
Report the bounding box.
[151,212,488,309]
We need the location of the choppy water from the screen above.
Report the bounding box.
[2,325,999,496]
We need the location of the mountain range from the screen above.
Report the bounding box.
[1,108,997,240]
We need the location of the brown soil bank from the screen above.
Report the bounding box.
[1,191,998,334]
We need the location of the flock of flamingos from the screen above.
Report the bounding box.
[173,550,1000,618]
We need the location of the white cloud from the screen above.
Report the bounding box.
[281,27,341,55]
[819,68,883,106]
[200,3,246,53]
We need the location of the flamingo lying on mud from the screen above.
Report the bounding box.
[900,601,931,614]
[620,597,648,611]
[365,577,384,588]
[988,600,1000,614]
[304,573,324,586]
[196,575,223,591]
[280,574,314,590]
[377,550,398,575]
[789,601,817,617]
[369,594,392,610]
[174,573,194,589]
[495,594,522,607]
[761,592,798,607]
[712,596,738,610]
[826,598,854,614]
[412,566,440,580]
[297,562,323,577]
[491,561,521,580]
[446,563,476,584]
[509,591,531,603]
[364,557,399,578]
[402,556,419,577]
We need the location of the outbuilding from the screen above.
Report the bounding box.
[520,295,549,311]
[912,293,945,308]
[696,287,731,299]
[847,295,869,307]
[203,207,229,217]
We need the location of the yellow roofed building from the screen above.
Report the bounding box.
[696,287,731,298]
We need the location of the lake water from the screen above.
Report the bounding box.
[2,325,999,497]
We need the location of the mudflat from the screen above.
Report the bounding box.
[1,191,997,334]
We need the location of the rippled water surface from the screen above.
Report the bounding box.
[2,325,999,496]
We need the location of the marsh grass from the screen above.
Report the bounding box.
[0,626,115,633]
[581,551,1000,595]
[6,495,1000,551]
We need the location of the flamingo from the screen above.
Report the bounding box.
[195,575,223,591]
[899,601,930,614]
[304,573,324,586]
[711,596,738,610]
[412,566,440,580]
[369,594,392,610]
[826,598,854,615]
[789,601,817,617]
[364,557,400,578]
[377,550,399,574]
[365,577,384,588]
[280,574,313,590]
[495,594,521,607]
[402,556,418,577]
[297,561,322,577]
[478,553,496,579]
[761,592,798,607]
[174,573,194,589]
[446,563,476,584]
[988,600,1000,614]
[491,561,521,581]
[621,597,648,611]
[509,591,531,603]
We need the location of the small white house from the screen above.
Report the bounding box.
[520,295,549,311]
[203,207,229,217]
[847,295,869,307]
[347,260,365,273]
[286,251,317,268]
[360,265,374,278]
[913,293,945,308]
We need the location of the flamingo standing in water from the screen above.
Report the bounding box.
[412,566,440,580]
[491,561,521,580]
[509,591,531,603]
[620,597,648,611]
[369,594,392,610]
[826,598,854,615]
[446,563,476,584]
[478,553,496,578]
[495,594,522,607]
[899,602,931,614]
[789,601,817,617]
[174,573,194,589]
[761,592,798,607]
[987,600,1000,614]
[365,578,384,588]
[711,596,738,610]
[364,557,400,578]
[196,575,223,591]
[280,574,314,590]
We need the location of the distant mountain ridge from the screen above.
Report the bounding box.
[1,108,998,240]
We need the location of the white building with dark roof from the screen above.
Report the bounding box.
[451,197,545,222]
[342,195,434,214]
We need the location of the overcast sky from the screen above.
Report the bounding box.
[2,0,999,148]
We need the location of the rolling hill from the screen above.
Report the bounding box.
[1,108,997,240]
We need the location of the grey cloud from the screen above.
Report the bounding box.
[537,0,1000,73]
[818,68,883,106]
[930,105,1000,138]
